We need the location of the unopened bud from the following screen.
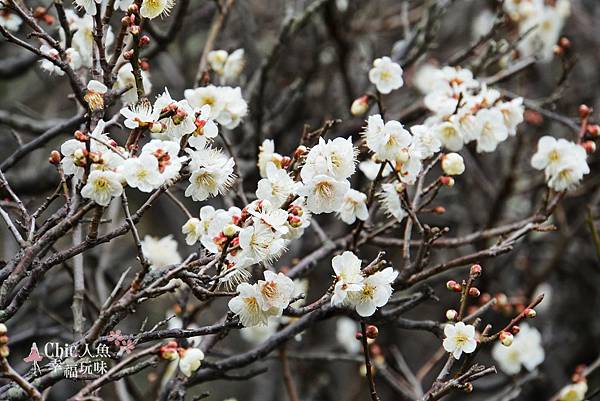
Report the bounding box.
[49,150,61,165]
[587,124,599,136]
[433,206,445,214]
[123,50,134,60]
[446,280,457,291]
[559,37,571,49]
[140,59,150,71]
[445,309,458,321]
[582,141,596,154]
[121,16,130,26]
[351,95,369,116]
[74,130,88,142]
[441,153,465,176]
[281,156,292,169]
[139,35,150,47]
[130,25,140,35]
[223,224,237,237]
[511,325,520,335]
[159,341,178,361]
[150,122,164,133]
[293,145,308,159]
[0,324,6,336]
[463,383,473,393]
[440,176,454,187]
[287,215,302,228]
[0,345,8,358]
[470,264,482,277]
[553,45,563,57]
[495,293,508,306]
[579,104,591,119]
[355,331,363,340]
[524,308,537,318]
[468,287,481,297]
[499,331,514,346]
[365,325,379,339]
[127,3,139,14]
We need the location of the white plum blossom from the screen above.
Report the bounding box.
[300,137,356,181]
[358,158,392,180]
[474,108,509,153]
[368,56,404,94]
[140,0,175,19]
[120,154,163,192]
[181,218,202,246]
[238,222,285,264]
[256,163,297,207]
[141,139,185,182]
[338,189,368,225]
[531,136,589,191]
[441,153,465,176]
[257,139,283,177]
[228,283,270,327]
[208,49,245,82]
[363,115,412,161]
[411,124,442,159]
[178,348,204,377]
[433,120,464,152]
[74,0,100,16]
[299,174,350,214]
[153,88,197,140]
[347,267,398,317]
[185,146,235,201]
[184,85,248,129]
[443,322,477,359]
[256,271,295,313]
[0,11,23,32]
[558,382,588,401]
[121,101,159,129]
[330,251,364,306]
[378,183,406,223]
[188,105,219,149]
[81,170,123,206]
[141,235,182,268]
[240,318,279,344]
[492,324,545,375]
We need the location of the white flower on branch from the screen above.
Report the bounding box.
[492,324,545,375]
[331,251,364,306]
[228,283,270,327]
[0,10,22,32]
[141,139,185,181]
[181,217,202,246]
[256,163,297,208]
[188,105,219,149]
[441,153,465,176]
[362,115,412,162]
[141,235,182,268]
[178,348,204,377]
[378,183,406,223]
[184,85,248,129]
[257,139,283,178]
[185,146,235,201]
[140,0,176,19]
[411,124,442,159]
[299,174,350,214]
[347,267,397,317]
[300,137,356,181]
[238,222,285,265]
[81,170,123,206]
[73,0,100,17]
[120,154,163,192]
[531,136,589,191]
[256,271,295,313]
[443,322,477,360]
[121,101,159,129]
[368,56,404,94]
[558,381,588,401]
[474,108,509,153]
[153,88,197,140]
[338,189,368,225]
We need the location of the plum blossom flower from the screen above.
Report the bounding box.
[228,283,270,327]
[378,183,406,223]
[411,124,442,159]
[300,137,356,181]
[184,85,248,129]
[81,170,123,206]
[0,10,22,32]
[115,63,152,105]
[121,101,159,129]
[492,324,545,375]
[238,222,285,264]
[256,163,297,207]
[181,218,202,245]
[347,267,398,317]
[257,139,283,177]
[178,348,204,377]
[441,153,465,176]
[188,105,218,149]
[433,120,464,152]
[141,235,182,268]
[153,88,197,139]
[140,0,176,19]
[330,251,364,306]
[120,154,163,192]
[531,136,589,191]
[185,146,236,201]
[368,56,404,94]
[338,189,368,225]
[474,108,509,153]
[443,322,477,359]
[299,175,350,214]
[362,115,412,161]
[559,382,588,401]
[336,317,361,354]
[256,271,295,313]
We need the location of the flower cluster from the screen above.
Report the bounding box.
[330,251,397,317]
[228,271,295,327]
[531,136,590,191]
[416,65,524,153]
[492,324,545,375]
[503,0,571,61]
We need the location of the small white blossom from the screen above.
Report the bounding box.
[336,317,361,354]
[178,348,204,377]
[120,101,159,129]
[441,153,465,176]
[559,382,588,401]
[120,154,163,192]
[300,137,356,181]
[378,183,406,223]
[411,124,442,159]
[299,175,350,214]
[474,108,509,153]
[363,115,412,161]
[141,235,182,268]
[492,324,544,375]
[433,120,464,152]
[347,267,398,317]
[81,170,123,206]
[256,163,297,207]
[182,218,202,245]
[443,322,477,359]
[331,251,364,306]
[338,189,368,225]
[0,11,23,32]
[256,271,295,313]
[140,0,175,19]
[228,283,270,327]
[368,56,404,94]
